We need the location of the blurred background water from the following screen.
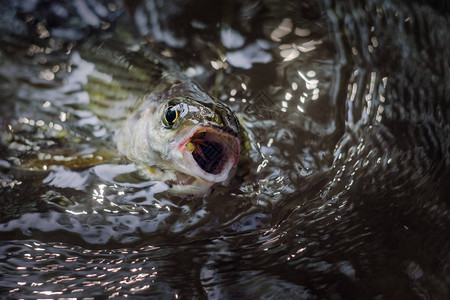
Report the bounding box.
[0,0,449,298]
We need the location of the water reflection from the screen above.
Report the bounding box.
[0,0,449,298]
[1,241,169,298]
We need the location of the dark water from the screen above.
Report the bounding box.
[1,0,449,298]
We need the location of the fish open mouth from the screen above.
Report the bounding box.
[174,125,240,183]
[190,131,229,174]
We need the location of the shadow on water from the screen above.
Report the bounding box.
[0,0,449,298]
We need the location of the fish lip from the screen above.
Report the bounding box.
[171,124,240,183]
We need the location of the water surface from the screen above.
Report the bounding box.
[0,0,449,298]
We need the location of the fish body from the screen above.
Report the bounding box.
[80,40,243,196]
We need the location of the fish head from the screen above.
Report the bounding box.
[137,84,242,196]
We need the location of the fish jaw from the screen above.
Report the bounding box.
[168,124,240,186]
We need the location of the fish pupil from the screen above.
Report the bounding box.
[165,106,178,126]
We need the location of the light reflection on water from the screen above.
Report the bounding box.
[1,241,165,297]
[1,0,449,298]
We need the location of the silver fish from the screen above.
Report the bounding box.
[79,39,243,196]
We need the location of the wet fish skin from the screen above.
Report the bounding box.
[80,39,243,196]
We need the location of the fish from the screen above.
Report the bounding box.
[78,39,244,196]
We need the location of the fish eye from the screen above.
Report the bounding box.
[163,105,179,127]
